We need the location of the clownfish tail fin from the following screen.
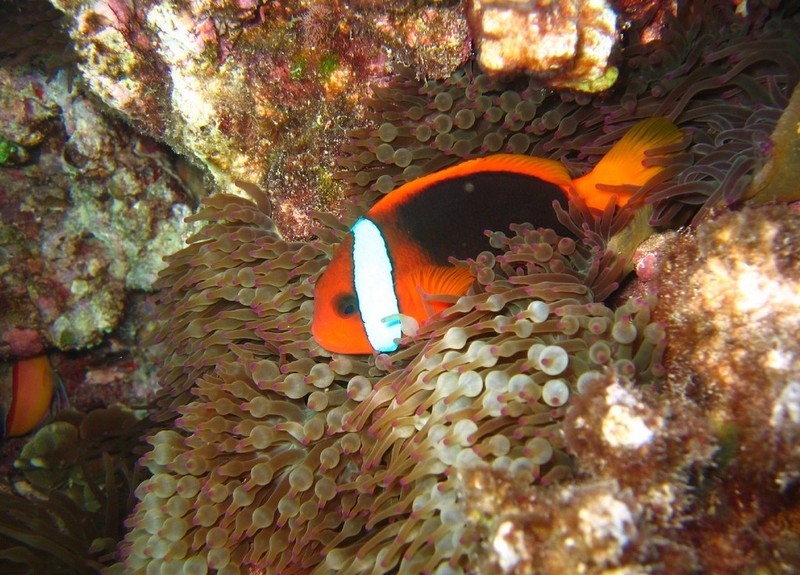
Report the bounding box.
[573,117,685,211]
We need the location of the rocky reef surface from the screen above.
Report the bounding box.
[0,65,200,356]
[48,0,473,238]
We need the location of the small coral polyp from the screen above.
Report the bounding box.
[117,193,665,574]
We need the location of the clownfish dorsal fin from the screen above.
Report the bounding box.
[572,117,684,210]
[371,154,574,217]
[458,154,573,189]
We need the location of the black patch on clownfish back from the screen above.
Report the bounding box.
[393,170,572,265]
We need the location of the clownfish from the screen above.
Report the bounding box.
[313,117,683,354]
[1,355,63,438]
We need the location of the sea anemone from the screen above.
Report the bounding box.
[114,184,667,573]
[104,2,800,573]
[1,406,145,573]
[0,487,107,574]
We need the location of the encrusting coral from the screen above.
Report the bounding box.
[113,182,668,574]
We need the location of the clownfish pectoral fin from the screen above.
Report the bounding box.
[572,117,685,211]
[413,265,475,298]
[410,265,475,316]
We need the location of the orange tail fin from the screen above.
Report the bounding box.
[572,117,684,210]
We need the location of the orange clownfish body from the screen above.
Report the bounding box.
[1,355,61,438]
[313,118,683,354]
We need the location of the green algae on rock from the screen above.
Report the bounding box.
[0,138,30,167]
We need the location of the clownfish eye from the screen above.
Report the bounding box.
[334,294,358,317]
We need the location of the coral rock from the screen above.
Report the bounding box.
[0,68,199,356]
[656,204,800,571]
[659,205,800,489]
[51,0,472,238]
[466,0,619,92]
[462,471,670,575]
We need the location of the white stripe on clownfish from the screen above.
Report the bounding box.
[351,217,401,352]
